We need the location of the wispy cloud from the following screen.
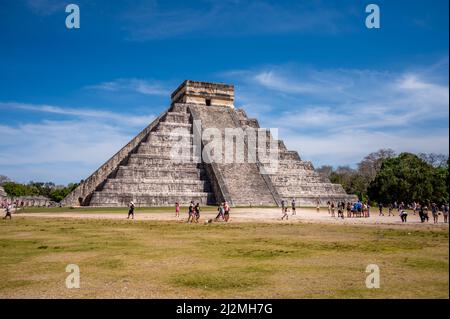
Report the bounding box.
[221,61,449,167]
[86,78,170,96]
[0,120,134,183]
[0,100,160,183]
[24,0,64,16]
[122,0,354,40]
[0,102,156,127]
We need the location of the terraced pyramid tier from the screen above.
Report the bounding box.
[62,80,357,207]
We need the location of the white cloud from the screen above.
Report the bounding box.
[86,78,170,96]
[123,0,353,40]
[0,102,158,183]
[0,102,156,127]
[0,120,136,183]
[222,62,449,167]
[25,0,63,15]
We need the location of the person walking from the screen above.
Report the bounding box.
[194,203,200,223]
[431,203,439,224]
[175,202,180,218]
[3,203,12,220]
[281,200,286,214]
[330,202,335,218]
[442,203,448,223]
[215,202,225,221]
[378,202,384,216]
[327,201,331,215]
[316,200,320,213]
[291,198,296,215]
[187,201,194,223]
[281,206,289,220]
[422,204,429,222]
[224,202,230,222]
[127,201,135,219]
[388,203,394,217]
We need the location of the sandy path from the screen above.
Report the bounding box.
[13,207,449,229]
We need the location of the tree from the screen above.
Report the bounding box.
[2,180,78,203]
[357,148,396,181]
[316,165,333,179]
[367,152,448,205]
[49,183,78,202]
[418,153,448,168]
[0,175,11,185]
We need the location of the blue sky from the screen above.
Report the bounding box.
[0,0,448,184]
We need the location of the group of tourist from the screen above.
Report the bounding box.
[324,201,370,219]
[174,201,231,223]
[280,199,296,220]
[377,201,449,224]
[277,199,449,224]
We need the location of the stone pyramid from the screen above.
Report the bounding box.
[62,80,357,207]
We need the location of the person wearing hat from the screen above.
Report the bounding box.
[127,201,135,219]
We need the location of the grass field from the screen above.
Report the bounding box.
[0,214,448,299]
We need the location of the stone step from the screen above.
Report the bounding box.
[130,152,201,162]
[278,150,301,161]
[127,153,201,165]
[270,175,329,184]
[156,122,192,133]
[116,166,207,180]
[276,160,315,170]
[136,143,195,155]
[163,112,191,124]
[171,104,189,113]
[146,131,194,144]
[102,179,211,193]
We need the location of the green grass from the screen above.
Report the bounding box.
[0,217,448,298]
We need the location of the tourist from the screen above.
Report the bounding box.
[365,202,370,218]
[431,203,439,224]
[418,204,424,222]
[422,205,429,222]
[442,203,448,223]
[187,201,194,223]
[400,210,408,223]
[215,202,225,221]
[378,202,384,216]
[281,206,289,220]
[291,198,296,215]
[281,200,286,214]
[224,202,230,222]
[327,201,331,215]
[127,201,135,219]
[3,203,12,220]
[346,202,352,218]
[337,203,344,219]
[194,203,200,223]
[316,200,320,213]
[175,202,180,218]
[414,203,421,216]
[330,202,335,218]
[388,204,394,216]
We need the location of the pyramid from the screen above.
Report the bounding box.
[62,80,357,207]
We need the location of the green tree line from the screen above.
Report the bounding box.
[316,149,449,205]
[0,177,78,203]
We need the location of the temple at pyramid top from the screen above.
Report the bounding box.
[171,80,234,108]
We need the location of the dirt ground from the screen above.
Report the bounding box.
[14,207,450,229]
